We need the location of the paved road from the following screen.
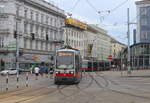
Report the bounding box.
[0,71,150,103]
[0,73,51,91]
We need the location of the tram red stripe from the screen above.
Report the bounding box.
[55,73,81,77]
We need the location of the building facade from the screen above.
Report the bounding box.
[63,18,87,57]
[63,19,112,61]
[136,0,150,43]
[86,25,112,61]
[111,38,126,59]
[0,0,65,69]
[122,0,150,70]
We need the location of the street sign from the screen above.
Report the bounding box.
[107,55,113,60]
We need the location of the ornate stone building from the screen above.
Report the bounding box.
[0,0,65,69]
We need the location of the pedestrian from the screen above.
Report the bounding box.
[30,65,34,74]
[49,64,54,79]
[34,65,40,80]
[39,63,45,77]
[122,64,125,70]
[44,64,49,78]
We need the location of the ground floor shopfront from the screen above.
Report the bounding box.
[0,49,53,70]
[122,43,150,70]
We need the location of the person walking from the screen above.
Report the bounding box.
[34,66,40,80]
[30,65,34,74]
[49,64,54,79]
[44,64,49,78]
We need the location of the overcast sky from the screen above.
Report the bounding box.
[45,0,140,44]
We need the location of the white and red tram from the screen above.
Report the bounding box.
[54,46,82,84]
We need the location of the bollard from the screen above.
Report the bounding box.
[16,73,19,88]
[6,73,9,91]
[25,72,29,87]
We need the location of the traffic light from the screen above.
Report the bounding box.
[46,35,49,41]
[19,51,23,56]
[31,33,35,40]
[14,31,17,38]
[51,56,54,60]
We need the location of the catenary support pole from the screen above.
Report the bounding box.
[127,8,131,75]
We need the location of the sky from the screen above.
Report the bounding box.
[45,0,140,45]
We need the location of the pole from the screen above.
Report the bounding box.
[16,19,19,80]
[26,72,29,87]
[92,58,93,72]
[127,8,131,75]
[6,73,8,91]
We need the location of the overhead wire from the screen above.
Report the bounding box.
[110,0,129,13]
[86,0,98,12]
[70,0,82,12]
[85,0,130,26]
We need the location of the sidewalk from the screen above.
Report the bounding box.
[102,70,150,77]
[0,73,53,92]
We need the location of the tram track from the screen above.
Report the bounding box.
[57,85,72,97]
[0,72,94,103]
[0,85,60,103]
[97,72,150,94]
[57,72,94,98]
[55,72,95,103]
[91,72,150,101]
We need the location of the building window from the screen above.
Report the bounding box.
[140,7,147,16]
[0,5,5,13]
[36,25,39,37]
[41,14,44,23]
[41,42,43,50]
[50,18,53,26]
[30,10,33,20]
[60,20,64,26]
[24,38,27,49]
[46,29,48,35]
[41,27,44,37]
[141,19,147,25]
[141,31,148,40]
[0,37,4,48]
[35,40,38,50]
[16,5,20,17]
[24,8,28,18]
[30,24,33,33]
[24,22,27,33]
[46,42,48,51]
[54,18,57,26]
[30,40,33,49]
[36,12,39,22]
[46,16,49,24]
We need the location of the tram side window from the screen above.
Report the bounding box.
[75,55,79,72]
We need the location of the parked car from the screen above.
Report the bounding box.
[0,69,18,75]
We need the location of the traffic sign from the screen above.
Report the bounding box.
[107,55,113,60]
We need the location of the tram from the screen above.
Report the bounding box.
[81,60,110,71]
[54,45,82,84]
[81,60,98,71]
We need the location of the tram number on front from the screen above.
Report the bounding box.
[58,52,73,56]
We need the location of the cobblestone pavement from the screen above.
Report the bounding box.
[0,70,150,103]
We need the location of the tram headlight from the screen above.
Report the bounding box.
[70,71,74,74]
[55,71,59,74]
